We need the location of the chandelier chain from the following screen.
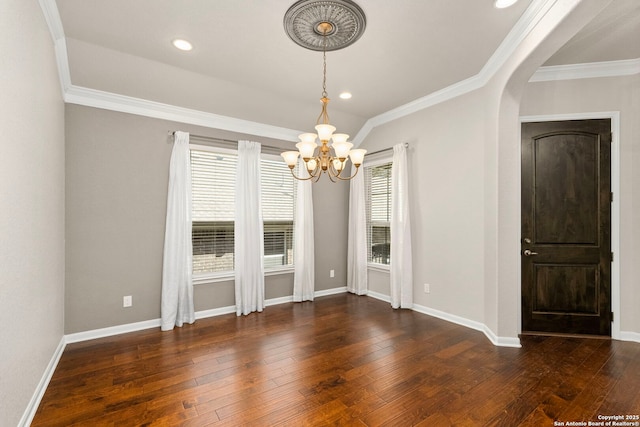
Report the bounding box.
[322,49,327,98]
[316,27,330,126]
[321,31,328,99]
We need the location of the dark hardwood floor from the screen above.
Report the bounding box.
[32,294,640,426]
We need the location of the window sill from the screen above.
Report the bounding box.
[264,266,295,277]
[193,272,234,285]
[367,263,390,273]
[193,267,294,285]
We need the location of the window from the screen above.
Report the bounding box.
[261,157,295,269]
[190,147,295,277]
[365,162,392,265]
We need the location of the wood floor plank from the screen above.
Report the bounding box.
[592,341,640,415]
[32,294,640,426]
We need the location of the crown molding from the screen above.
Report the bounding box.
[65,85,301,142]
[352,0,559,146]
[38,0,637,148]
[39,0,301,142]
[38,0,64,41]
[39,0,71,94]
[530,58,640,82]
[54,38,71,93]
[352,73,484,146]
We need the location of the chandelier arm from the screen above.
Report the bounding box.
[327,159,341,178]
[327,158,351,179]
[288,168,316,181]
[309,158,322,177]
[332,164,361,181]
[288,162,322,181]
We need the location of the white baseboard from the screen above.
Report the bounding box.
[620,331,640,343]
[195,305,237,319]
[370,290,523,348]
[315,286,347,297]
[266,296,294,306]
[412,303,522,348]
[366,292,522,348]
[366,290,391,303]
[482,326,523,348]
[65,287,349,344]
[18,336,66,427]
[62,289,640,351]
[65,318,161,344]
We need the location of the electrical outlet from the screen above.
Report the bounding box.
[424,283,430,294]
[330,269,335,278]
[123,295,132,307]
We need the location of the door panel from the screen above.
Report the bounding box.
[533,264,598,313]
[521,119,611,336]
[534,134,598,244]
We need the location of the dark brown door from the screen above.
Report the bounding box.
[521,119,612,336]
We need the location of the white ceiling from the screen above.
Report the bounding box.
[54,0,639,136]
[545,0,640,65]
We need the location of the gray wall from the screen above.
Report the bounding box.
[64,104,349,334]
[354,1,627,343]
[358,73,640,338]
[359,88,488,324]
[312,177,350,291]
[0,0,66,425]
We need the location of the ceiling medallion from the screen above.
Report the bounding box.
[280,0,367,182]
[283,0,367,51]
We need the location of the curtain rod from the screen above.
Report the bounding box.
[366,142,409,157]
[168,131,287,154]
[169,131,408,157]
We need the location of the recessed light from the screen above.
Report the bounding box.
[339,92,352,100]
[494,0,518,8]
[172,39,193,51]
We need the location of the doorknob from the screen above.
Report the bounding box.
[523,238,532,244]
[523,249,538,256]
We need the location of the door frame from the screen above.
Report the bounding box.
[518,111,620,340]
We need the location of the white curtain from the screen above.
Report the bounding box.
[235,140,265,316]
[293,159,315,301]
[390,143,413,309]
[347,163,368,295]
[161,131,195,331]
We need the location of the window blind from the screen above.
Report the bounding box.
[190,148,296,274]
[261,158,295,269]
[365,162,392,264]
[191,150,237,273]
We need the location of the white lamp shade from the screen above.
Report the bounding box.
[349,148,366,166]
[306,158,318,171]
[296,140,317,159]
[332,159,344,172]
[315,124,336,141]
[331,133,349,144]
[281,151,300,166]
[298,133,317,144]
[332,141,353,159]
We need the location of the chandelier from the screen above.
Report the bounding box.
[281,0,367,182]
